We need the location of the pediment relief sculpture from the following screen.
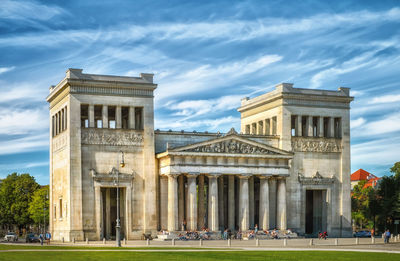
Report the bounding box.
[298,171,335,185]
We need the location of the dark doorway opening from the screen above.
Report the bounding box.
[101,187,125,240]
[305,190,326,236]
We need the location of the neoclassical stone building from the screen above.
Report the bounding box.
[47,69,353,241]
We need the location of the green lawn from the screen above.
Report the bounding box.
[0,251,399,261]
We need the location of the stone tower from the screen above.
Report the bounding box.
[47,69,157,241]
[238,83,354,237]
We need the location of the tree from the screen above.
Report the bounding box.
[28,186,49,228]
[0,173,40,228]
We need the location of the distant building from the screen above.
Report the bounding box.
[350,169,380,190]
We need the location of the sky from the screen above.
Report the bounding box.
[0,0,399,185]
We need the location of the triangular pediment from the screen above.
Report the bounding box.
[170,131,291,156]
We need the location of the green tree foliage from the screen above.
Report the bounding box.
[0,173,40,227]
[351,180,373,229]
[28,186,49,226]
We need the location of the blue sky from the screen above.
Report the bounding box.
[0,0,399,184]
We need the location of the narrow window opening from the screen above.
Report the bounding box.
[122,107,129,129]
[272,116,277,135]
[59,198,63,218]
[301,116,307,137]
[135,107,143,130]
[334,117,341,138]
[94,105,103,128]
[80,104,89,128]
[291,115,296,136]
[313,117,318,137]
[323,117,329,137]
[108,106,116,129]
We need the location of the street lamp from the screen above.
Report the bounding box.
[115,151,125,247]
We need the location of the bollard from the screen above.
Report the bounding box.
[355,237,359,245]
[309,238,313,246]
[172,238,175,246]
[62,237,64,243]
[146,239,149,246]
[283,238,287,247]
[86,238,89,244]
[256,238,259,247]
[73,237,75,244]
[228,238,231,247]
[335,238,338,246]
[103,238,106,245]
[199,239,203,246]
[124,238,127,245]
[371,236,375,244]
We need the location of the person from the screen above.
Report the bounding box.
[182,219,187,231]
[39,233,44,246]
[45,231,51,245]
[323,231,328,240]
[384,229,391,243]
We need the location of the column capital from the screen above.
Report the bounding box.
[186,172,200,178]
[206,173,222,178]
[168,173,180,179]
[258,175,272,180]
[238,174,252,179]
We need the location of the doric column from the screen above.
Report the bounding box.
[178,175,185,230]
[276,178,287,230]
[159,176,168,230]
[129,107,135,129]
[307,116,314,137]
[218,176,224,230]
[328,117,334,138]
[265,119,270,135]
[318,116,324,137]
[228,175,235,230]
[168,175,178,231]
[269,178,277,229]
[187,174,198,231]
[239,175,250,231]
[296,116,302,136]
[197,175,205,230]
[102,105,108,128]
[249,176,255,229]
[89,104,95,128]
[115,106,122,129]
[259,176,270,230]
[207,174,219,231]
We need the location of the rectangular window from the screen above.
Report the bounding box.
[59,198,63,219]
[81,104,89,128]
[135,107,143,130]
[122,107,129,129]
[301,116,307,137]
[108,106,116,129]
[94,105,103,128]
[291,115,296,136]
[334,117,341,138]
[323,117,329,137]
[272,116,277,135]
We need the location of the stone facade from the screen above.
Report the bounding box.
[48,70,353,241]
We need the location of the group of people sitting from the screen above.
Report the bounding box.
[176,227,213,240]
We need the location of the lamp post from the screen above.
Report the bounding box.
[115,151,125,247]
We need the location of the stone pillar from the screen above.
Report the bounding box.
[129,107,135,129]
[102,105,108,128]
[269,178,277,229]
[197,175,205,230]
[89,104,95,128]
[105,188,111,238]
[318,116,324,137]
[218,176,224,230]
[307,116,313,137]
[259,176,270,230]
[94,186,101,239]
[178,175,185,230]
[296,116,302,137]
[159,176,168,230]
[168,175,178,231]
[276,178,287,230]
[187,174,198,231]
[228,175,235,230]
[116,106,122,129]
[328,117,334,138]
[207,174,219,231]
[249,176,255,229]
[239,175,250,231]
[265,119,271,135]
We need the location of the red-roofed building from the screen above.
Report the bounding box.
[351,169,380,189]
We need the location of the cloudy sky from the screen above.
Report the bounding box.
[0,0,399,184]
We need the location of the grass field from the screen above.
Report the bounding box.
[0,250,399,261]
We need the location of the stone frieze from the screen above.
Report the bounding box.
[183,139,278,154]
[291,137,341,153]
[81,128,143,146]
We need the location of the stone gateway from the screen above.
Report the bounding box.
[47,69,353,241]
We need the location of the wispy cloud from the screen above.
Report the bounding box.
[0,133,48,155]
[0,66,15,74]
[353,113,400,137]
[0,107,48,135]
[368,94,400,104]
[155,116,240,131]
[0,0,65,22]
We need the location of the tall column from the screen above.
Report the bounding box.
[116,106,122,129]
[94,186,101,239]
[105,188,111,238]
[276,178,287,230]
[159,176,168,230]
[178,175,185,230]
[168,175,178,231]
[128,107,135,129]
[318,116,324,137]
[207,174,219,231]
[102,105,108,128]
[228,175,235,230]
[239,175,250,231]
[265,119,271,135]
[307,116,314,137]
[218,176,224,230]
[89,104,95,128]
[187,174,198,231]
[328,117,334,138]
[259,176,270,230]
[269,178,277,229]
[197,175,205,230]
[296,116,302,136]
[249,176,255,229]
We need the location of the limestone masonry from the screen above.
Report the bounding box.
[47,69,354,241]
